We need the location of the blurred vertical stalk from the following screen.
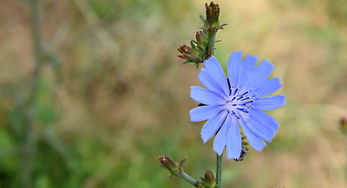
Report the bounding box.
[205,15,222,187]
[21,0,43,187]
[205,2,224,187]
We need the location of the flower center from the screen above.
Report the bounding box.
[226,100,237,111]
[225,90,255,115]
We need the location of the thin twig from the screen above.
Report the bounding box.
[158,155,203,187]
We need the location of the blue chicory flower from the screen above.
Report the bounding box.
[189,52,285,159]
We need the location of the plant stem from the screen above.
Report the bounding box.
[207,26,222,188]
[216,153,223,188]
[179,171,202,187]
[21,0,43,187]
[207,32,216,56]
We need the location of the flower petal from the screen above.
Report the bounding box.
[204,56,229,96]
[253,95,286,111]
[250,110,280,133]
[237,54,258,89]
[189,105,225,122]
[199,69,227,98]
[254,78,282,96]
[201,111,228,143]
[226,115,242,159]
[245,109,279,141]
[240,59,274,92]
[241,54,258,73]
[191,86,225,105]
[239,116,266,151]
[227,51,243,88]
[213,115,230,155]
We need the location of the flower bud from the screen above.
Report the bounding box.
[158,155,180,175]
[177,44,192,54]
[205,2,220,31]
[202,170,216,187]
[195,31,203,44]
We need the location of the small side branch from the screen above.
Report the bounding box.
[158,155,203,187]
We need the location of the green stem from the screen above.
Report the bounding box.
[216,153,223,188]
[207,28,222,188]
[179,171,202,187]
[207,31,216,56]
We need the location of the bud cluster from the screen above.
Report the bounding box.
[177,2,227,68]
[177,31,209,67]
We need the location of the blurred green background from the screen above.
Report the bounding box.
[0,0,347,187]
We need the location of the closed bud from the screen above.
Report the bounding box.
[195,31,207,46]
[203,170,216,187]
[205,2,220,31]
[196,31,204,44]
[158,155,180,175]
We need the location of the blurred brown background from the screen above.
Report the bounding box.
[0,0,346,187]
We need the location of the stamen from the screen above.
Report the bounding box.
[227,78,231,89]
[236,107,249,113]
[233,88,239,95]
[236,91,249,100]
[231,111,240,119]
[240,97,250,101]
[242,100,253,104]
[240,91,248,96]
[236,96,243,100]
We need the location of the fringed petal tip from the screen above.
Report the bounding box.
[203,55,217,64]
[200,133,209,144]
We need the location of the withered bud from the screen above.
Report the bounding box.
[177,54,194,60]
[158,155,180,175]
[177,44,192,54]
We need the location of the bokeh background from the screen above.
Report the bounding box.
[0,0,347,187]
